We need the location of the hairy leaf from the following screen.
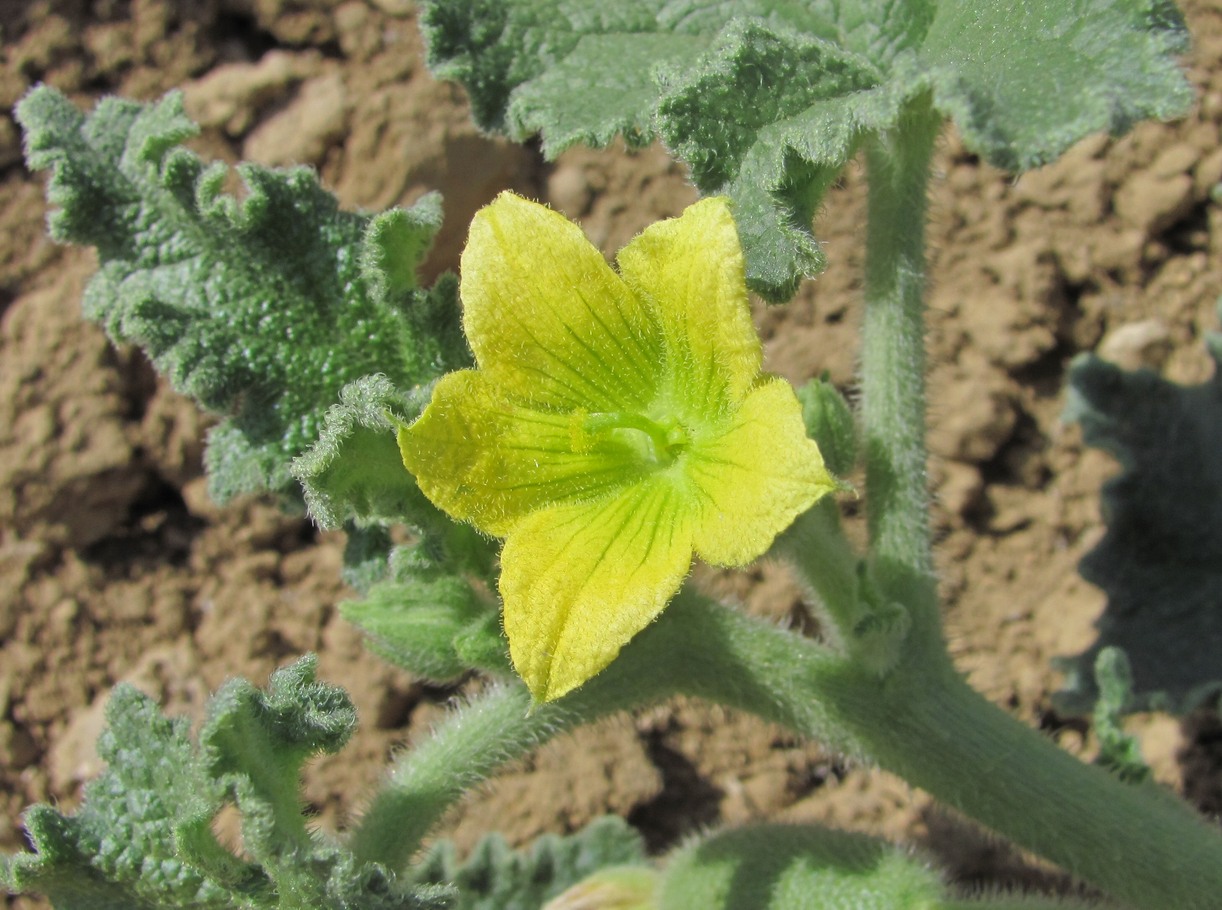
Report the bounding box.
[17,87,466,503]
[658,824,943,910]
[8,688,230,909]
[410,816,645,910]
[1056,319,1222,715]
[291,374,435,530]
[422,0,1190,300]
[4,657,446,909]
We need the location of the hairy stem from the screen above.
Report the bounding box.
[348,593,854,869]
[859,95,942,627]
[352,597,1222,909]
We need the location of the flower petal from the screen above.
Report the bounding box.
[399,370,644,537]
[686,377,837,566]
[462,192,662,412]
[501,476,695,702]
[616,197,761,418]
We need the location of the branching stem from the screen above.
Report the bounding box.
[352,596,1222,910]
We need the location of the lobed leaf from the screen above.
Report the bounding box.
[291,374,435,530]
[1056,311,1222,715]
[410,816,645,910]
[7,687,230,909]
[16,87,466,504]
[4,656,447,909]
[422,0,1191,300]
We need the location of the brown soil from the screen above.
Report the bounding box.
[2,2,1221,906]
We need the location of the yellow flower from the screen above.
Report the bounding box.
[399,192,836,702]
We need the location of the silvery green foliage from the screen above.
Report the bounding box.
[410,817,645,910]
[657,824,943,910]
[16,87,467,505]
[420,0,1190,300]
[1057,308,1222,715]
[2,657,449,910]
[291,374,436,530]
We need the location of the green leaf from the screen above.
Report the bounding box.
[920,0,1191,171]
[340,523,398,594]
[422,0,1190,300]
[506,32,709,153]
[410,816,646,910]
[7,687,231,909]
[291,375,434,530]
[657,823,944,910]
[4,657,447,909]
[16,86,466,504]
[199,657,357,854]
[1056,316,1222,715]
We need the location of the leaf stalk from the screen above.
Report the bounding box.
[859,94,942,632]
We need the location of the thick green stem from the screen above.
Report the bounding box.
[860,97,941,625]
[846,660,1222,910]
[349,594,855,869]
[352,598,1222,909]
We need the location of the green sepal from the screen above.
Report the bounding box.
[387,514,500,591]
[291,364,501,602]
[1091,648,1151,785]
[797,374,858,477]
[341,575,501,682]
[16,86,465,504]
[656,824,943,910]
[422,0,1190,301]
[1056,318,1222,715]
[409,816,646,910]
[4,656,447,909]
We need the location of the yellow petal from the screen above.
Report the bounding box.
[462,192,662,412]
[615,197,761,418]
[399,370,643,536]
[501,476,695,702]
[686,377,837,566]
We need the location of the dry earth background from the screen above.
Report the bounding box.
[2,1,1222,906]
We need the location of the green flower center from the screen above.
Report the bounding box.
[584,411,690,467]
